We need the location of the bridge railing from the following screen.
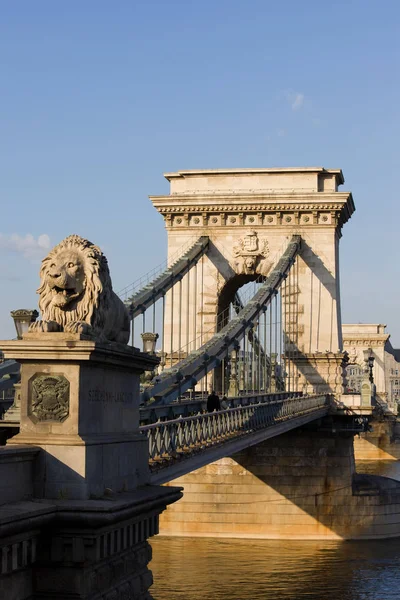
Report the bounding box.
[142,393,329,466]
[139,391,303,424]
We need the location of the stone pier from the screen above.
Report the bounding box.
[160,428,400,540]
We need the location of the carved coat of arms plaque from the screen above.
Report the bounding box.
[232,230,271,275]
[30,374,70,422]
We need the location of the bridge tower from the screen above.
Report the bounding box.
[150,168,355,395]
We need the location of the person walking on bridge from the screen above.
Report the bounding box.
[207,390,220,412]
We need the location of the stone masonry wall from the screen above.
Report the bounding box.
[354,419,400,461]
[160,430,400,539]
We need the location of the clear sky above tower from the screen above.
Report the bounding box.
[1,0,399,342]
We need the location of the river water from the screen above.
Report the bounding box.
[150,461,400,600]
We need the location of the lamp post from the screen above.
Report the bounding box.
[228,347,239,397]
[140,332,159,386]
[360,348,375,408]
[141,332,159,355]
[270,353,277,392]
[363,348,375,384]
[10,309,38,340]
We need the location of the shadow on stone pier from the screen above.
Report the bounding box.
[160,427,400,540]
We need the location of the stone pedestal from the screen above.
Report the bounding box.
[1,332,159,501]
[0,333,182,599]
[293,352,346,395]
[361,379,373,407]
[2,382,21,423]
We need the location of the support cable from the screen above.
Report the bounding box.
[288,265,292,392]
[178,278,182,362]
[126,236,209,320]
[279,289,282,389]
[296,257,299,391]
[283,275,287,390]
[263,308,267,392]
[170,289,174,368]
[257,315,262,391]
[193,263,197,352]
[275,295,278,390]
[143,235,301,405]
[186,268,190,352]
[201,255,204,347]
[161,294,165,369]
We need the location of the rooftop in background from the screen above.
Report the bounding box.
[163,167,345,195]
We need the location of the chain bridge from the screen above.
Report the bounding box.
[121,167,354,406]
[1,168,361,469]
[118,167,392,541]
[115,168,358,481]
[2,166,400,567]
[1,167,366,489]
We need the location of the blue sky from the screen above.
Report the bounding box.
[1,0,400,343]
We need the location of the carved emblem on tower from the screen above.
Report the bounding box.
[232,230,271,275]
[29,374,70,422]
[348,347,359,365]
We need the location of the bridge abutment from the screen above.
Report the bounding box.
[160,428,400,539]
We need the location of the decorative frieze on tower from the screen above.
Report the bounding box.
[152,167,354,238]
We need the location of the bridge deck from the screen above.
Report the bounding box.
[142,394,329,484]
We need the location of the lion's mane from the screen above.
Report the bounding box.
[37,234,130,343]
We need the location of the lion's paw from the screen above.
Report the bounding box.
[28,320,61,333]
[64,321,93,336]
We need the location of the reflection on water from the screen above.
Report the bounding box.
[150,460,400,599]
[150,536,400,600]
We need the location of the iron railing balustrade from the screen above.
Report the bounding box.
[139,391,303,424]
[142,393,329,468]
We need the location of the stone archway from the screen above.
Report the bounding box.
[216,272,263,330]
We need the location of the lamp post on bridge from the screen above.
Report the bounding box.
[10,309,38,340]
[141,332,159,387]
[141,332,159,355]
[361,348,375,407]
[270,353,278,392]
[364,348,375,384]
[3,309,38,425]
[228,347,239,397]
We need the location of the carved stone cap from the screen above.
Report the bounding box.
[0,333,159,372]
[343,335,389,347]
[163,167,345,189]
[10,309,39,319]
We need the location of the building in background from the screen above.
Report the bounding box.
[342,324,400,412]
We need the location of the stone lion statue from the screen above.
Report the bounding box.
[29,234,130,344]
